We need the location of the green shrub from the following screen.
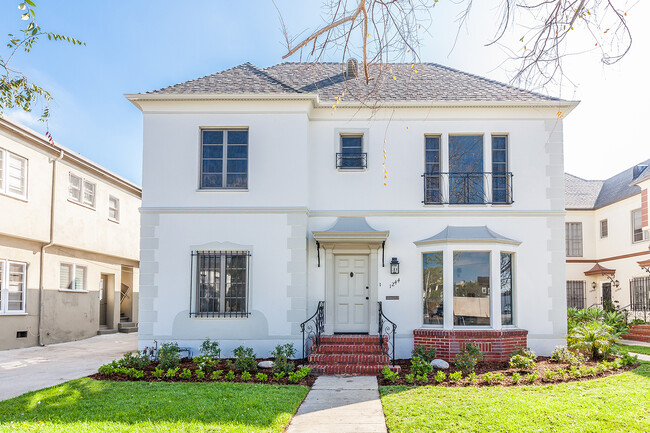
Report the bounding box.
[604,311,629,335]
[556,368,568,379]
[511,348,537,361]
[256,372,268,382]
[98,364,115,375]
[405,374,415,384]
[192,356,217,373]
[165,367,179,379]
[158,342,181,370]
[131,369,144,380]
[196,369,205,379]
[233,345,257,372]
[211,370,223,380]
[287,367,311,383]
[119,351,150,369]
[432,371,445,383]
[544,369,557,381]
[511,372,521,384]
[382,366,399,382]
[411,356,434,376]
[152,367,164,378]
[483,372,494,383]
[568,321,618,359]
[525,371,538,383]
[224,370,236,381]
[241,371,251,381]
[454,342,483,373]
[416,373,429,383]
[179,368,192,380]
[273,371,285,381]
[449,371,462,382]
[412,345,437,363]
[271,343,296,375]
[622,352,639,366]
[200,338,221,359]
[509,354,536,370]
[550,346,585,366]
[570,366,581,378]
[466,372,477,384]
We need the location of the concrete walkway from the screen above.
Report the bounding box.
[0,332,137,401]
[287,375,387,433]
[621,339,650,347]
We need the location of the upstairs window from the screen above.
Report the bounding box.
[201,129,248,189]
[0,148,27,200]
[491,136,511,204]
[68,173,96,208]
[108,195,120,222]
[337,134,366,169]
[60,263,87,291]
[600,219,608,238]
[566,222,583,257]
[0,260,26,314]
[449,135,484,204]
[424,136,441,204]
[632,209,649,243]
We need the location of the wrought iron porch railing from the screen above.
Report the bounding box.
[422,172,514,205]
[300,301,325,359]
[378,301,397,366]
[336,153,367,169]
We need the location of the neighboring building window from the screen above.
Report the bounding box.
[500,252,513,325]
[337,135,366,169]
[566,281,586,309]
[423,252,443,325]
[200,129,248,189]
[449,135,484,204]
[108,195,120,222]
[68,173,96,208]
[0,260,27,313]
[600,219,608,238]
[192,251,250,317]
[424,136,442,204]
[0,148,27,200]
[60,263,87,291]
[491,136,510,204]
[565,222,583,257]
[632,209,648,242]
[453,251,490,326]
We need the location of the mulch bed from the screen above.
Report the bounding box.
[377,357,639,387]
[90,357,315,387]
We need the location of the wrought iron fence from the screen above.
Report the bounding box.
[378,301,397,366]
[336,153,367,169]
[300,301,325,359]
[423,172,513,205]
[566,280,586,309]
[630,277,650,322]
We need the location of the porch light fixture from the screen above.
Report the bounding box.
[390,257,399,274]
[591,282,597,289]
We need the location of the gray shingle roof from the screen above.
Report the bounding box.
[414,226,521,245]
[566,158,650,210]
[145,62,565,103]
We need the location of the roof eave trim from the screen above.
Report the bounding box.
[312,230,389,243]
[414,238,522,246]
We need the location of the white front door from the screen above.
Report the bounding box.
[334,255,369,332]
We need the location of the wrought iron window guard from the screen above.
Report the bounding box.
[422,172,514,205]
[300,301,324,359]
[378,301,397,366]
[336,153,367,169]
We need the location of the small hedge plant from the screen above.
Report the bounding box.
[158,342,181,370]
[412,345,437,364]
[233,345,257,372]
[454,342,484,373]
[271,343,296,375]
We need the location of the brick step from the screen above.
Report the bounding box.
[309,353,390,365]
[630,325,650,331]
[313,344,386,354]
[624,331,650,338]
[318,335,386,345]
[623,335,650,343]
[308,364,400,375]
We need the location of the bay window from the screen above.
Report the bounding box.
[453,252,490,326]
[422,252,443,325]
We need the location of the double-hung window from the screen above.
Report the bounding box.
[60,263,87,291]
[600,219,608,238]
[0,260,27,314]
[632,209,648,243]
[0,148,27,200]
[108,195,120,222]
[565,222,583,257]
[68,173,96,208]
[200,129,249,189]
[337,135,366,169]
[191,251,250,317]
[491,136,510,204]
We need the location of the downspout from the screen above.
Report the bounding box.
[38,149,63,346]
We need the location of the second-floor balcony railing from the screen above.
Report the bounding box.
[423,172,514,205]
[336,153,367,170]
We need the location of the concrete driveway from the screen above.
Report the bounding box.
[0,332,137,401]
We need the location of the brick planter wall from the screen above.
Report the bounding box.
[413,329,528,362]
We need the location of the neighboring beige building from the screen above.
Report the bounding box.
[565,160,650,318]
[0,116,141,350]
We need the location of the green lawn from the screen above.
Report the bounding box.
[0,378,308,433]
[620,344,650,356]
[380,363,650,433]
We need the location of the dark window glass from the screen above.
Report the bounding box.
[423,252,443,325]
[202,130,223,144]
[203,145,223,158]
[195,252,248,316]
[227,130,249,144]
[424,136,442,203]
[453,251,490,326]
[566,281,586,309]
[340,135,364,168]
[449,135,484,204]
[501,253,513,325]
[201,130,248,189]
[492,136,508,204]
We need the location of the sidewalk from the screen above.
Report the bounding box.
[0,333,137,401]
[287,375,387,433]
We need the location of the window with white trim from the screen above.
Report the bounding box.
[60,263,87,291]
[600,219,608,238]
[565,222,583,257]
[0,148,27,200]
[191,251,250,317]
[632,209,649,243]
[200,129,248,189]
[108,195,120,222]
[68,173,96,208]
[0,260,27,314]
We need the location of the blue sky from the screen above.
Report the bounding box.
[2,0,648,184]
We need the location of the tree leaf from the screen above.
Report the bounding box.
[25,0,36,6]
[18,3,26,10]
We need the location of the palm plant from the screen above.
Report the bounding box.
[568,321,618,359]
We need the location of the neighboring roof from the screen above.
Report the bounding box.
[0,116,141,197]
[414,226,521,245]
[584,263,615,276]
[132,62,576,106]
[566,158,650,210]
[632,164,650,185]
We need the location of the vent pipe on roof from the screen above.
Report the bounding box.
[633,164,648,180]
[346,58,358,78]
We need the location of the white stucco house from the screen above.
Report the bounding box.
[128,61,577,373]
[565,160,650,317]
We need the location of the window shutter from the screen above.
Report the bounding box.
[7,153,26,198]
[60,264,73,290]
[75,266,86,291]
[7,262,25,311]
[69,174,81,201]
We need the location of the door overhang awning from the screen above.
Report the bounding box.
[584,263,616,276]
[312,217,389,244]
